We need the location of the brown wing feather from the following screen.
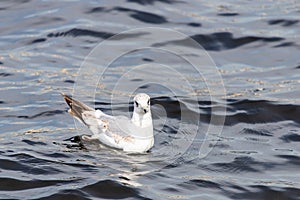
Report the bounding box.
[62,94,94,123]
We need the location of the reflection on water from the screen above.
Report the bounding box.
[0,0,299,199]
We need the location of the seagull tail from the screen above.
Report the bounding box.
[62,94,94,123]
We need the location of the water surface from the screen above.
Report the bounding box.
[0,0,299,199]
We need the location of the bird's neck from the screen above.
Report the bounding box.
[131,110,153,128]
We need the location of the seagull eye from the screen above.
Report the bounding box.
[135,101,139,107]
[147,99,150,105]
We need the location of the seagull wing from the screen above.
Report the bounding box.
[62,94,135,146]
[62,94,94,124]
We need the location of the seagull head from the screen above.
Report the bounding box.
[133,93,151,115]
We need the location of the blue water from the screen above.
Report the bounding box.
[0,0,299,199]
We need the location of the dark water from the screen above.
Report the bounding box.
[0,0,300,199]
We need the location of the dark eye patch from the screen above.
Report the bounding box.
[135,101,139,107]
[147,99,150,105]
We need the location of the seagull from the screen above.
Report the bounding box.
[62,93,154,153]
